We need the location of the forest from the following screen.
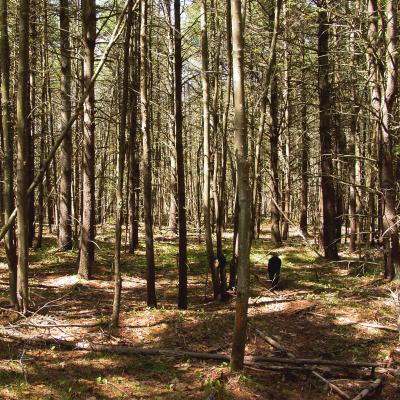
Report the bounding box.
[0,0,400,398]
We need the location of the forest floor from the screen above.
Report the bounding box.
[0,226,400,399]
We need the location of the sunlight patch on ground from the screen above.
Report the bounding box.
[42,274,81,287]
[334,315,359,325]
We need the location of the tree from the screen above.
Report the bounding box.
[112,0,133,327]
[375,0,400,279]
[230,0,251,371]
[270,74,282,247]
[59,0,73,250]
[141,0,157,307]
[201,0,219,299]
[78,0,96,279]
[16,0,31,313]
[0,0,17,307]
[174,0,188,310]
[317,0,338,260]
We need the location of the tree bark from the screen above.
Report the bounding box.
[78,0,96,279]
[0,0,17,307]
[230,0,251,372]
[299,46,309,238]
[16,0,31,314]
[141,0,157,307]
[174,0,188,310]
[128,6,140,254]
[270,74,282,247]
[317,0,338,260]
[379,0,400,279]
[59,0,73,250]
[201,0,218,299]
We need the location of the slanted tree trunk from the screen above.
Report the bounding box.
[112,0,133,326]
[200,0,218,299]
[0,0,17,307]
[16,0,31,314]
[59,0,73,250]
[141,0,157,307]
[174,0,188,310]
[317,0,338,260]
[230,0,251,372]
[78,0,96,279]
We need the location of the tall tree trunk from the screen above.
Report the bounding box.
[164,0,177,235]
[174,0,188,310]
[217,0,232,258]
[59,0,73,250]
[317,0,338,260]
[299,46,309,238]
[128,17,140,253]
[0,0,17,307]
[141,0,157,307]
[28,0,36,248]
[200,0,218,299]
[16,0,31,314]
[112,0,133,326]
[379,0,399,279]
[252,0,281,243]
[230,0,251,372]
[270,74,282,246]
[78,0,96,279]
[36,31,47,249]
[281,1,290,241]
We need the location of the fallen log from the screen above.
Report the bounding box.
[252,356,383,369]
[249,323,351,400]
[0,329,331,377]
[0,329,231,361]
[351,376,384,400]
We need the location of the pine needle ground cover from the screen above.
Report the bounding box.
[0,227,399,399]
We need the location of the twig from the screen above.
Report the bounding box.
[351,376,385,400]
[359,322,398,332]
[249,322,351,400]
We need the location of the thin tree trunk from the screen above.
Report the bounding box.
[36,36,46,249]
[78,0,96,279]
[270,74,282,247]
[16,0,31,314]
[317,0,338,260]
[128,18,140,252]
[230,0,251,372]
[200,0,218,299]
[59,0,73,250]
[174,0,188,310]
[379,0,399,279]
[216,0,232,258]
[112,0,133,326]
[28,0,36,248]
[299,46,309,238]
[141,0,157,307]
[0,0,17,307]
[252,0,281,243]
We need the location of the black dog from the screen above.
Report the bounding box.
[268,254,281,289]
